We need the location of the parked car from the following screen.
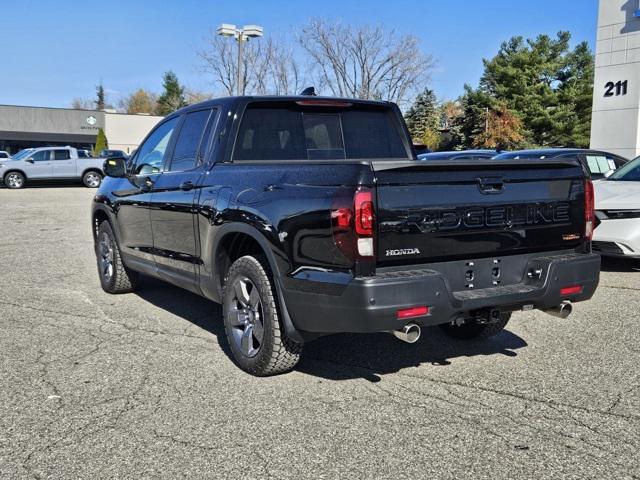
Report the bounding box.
[593,155,640,257]
[0,151,10,160]
[418,150,498,161]
[93,95,600,376]
[100,149,129,159]
[493,149,628,179]
[0,146,106,189]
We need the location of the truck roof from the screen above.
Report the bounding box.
[171,95,393,117]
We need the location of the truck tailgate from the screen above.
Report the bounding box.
[373,159,587,266]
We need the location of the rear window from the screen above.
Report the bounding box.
[233,104,409,161]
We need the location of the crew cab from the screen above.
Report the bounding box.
[92,95,600,376]
[0,146,105,189]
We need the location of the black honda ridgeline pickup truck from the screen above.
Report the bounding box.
[92,95,600,376]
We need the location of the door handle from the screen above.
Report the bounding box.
[179,181,194,191]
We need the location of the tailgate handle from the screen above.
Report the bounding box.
[477,176,504,194]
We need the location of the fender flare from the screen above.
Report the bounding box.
[212,223,304,344]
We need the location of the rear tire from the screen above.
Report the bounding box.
[4,171,25,189]
[222,255,302,376]
[83,170,103,188]
[440,312,511,340]
[95,221,139,294]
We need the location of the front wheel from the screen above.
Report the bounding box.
[222,255,302,376]
[4,171,25,189]
[95,221,139,294]
[440,312,511,340]
[83,170,103,188]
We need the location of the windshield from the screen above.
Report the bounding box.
[608,156,640,181]
[11,149,34,160]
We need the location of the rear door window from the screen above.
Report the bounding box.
[168,109,212,172]
[233,104,409,161]
[52,150,71,160]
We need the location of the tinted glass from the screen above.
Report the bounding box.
[169,110,211,172]
[233,105,408,161]
[609,156,640,181]
[131,117,179,175]
[31,150,50,161]
[53,150,70,160]
[303,114,345,160]
[0,152,8,158]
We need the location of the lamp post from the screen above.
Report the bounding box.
[216,24,264,95]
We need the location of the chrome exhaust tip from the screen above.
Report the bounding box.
[391,323,421,344]
[544,301,573,319]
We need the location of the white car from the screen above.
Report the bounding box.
[593,156,640,257]
[0,151,10,160]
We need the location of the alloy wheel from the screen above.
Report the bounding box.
[98,232,114,281]
[6,173,23,188]
[227,277,265,358]
[86,172,101,187]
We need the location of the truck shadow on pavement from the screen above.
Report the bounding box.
[135,277,527,382]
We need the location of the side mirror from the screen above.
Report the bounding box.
[604,169,614,179]
[103,157,127,178]
[25,158,34,164]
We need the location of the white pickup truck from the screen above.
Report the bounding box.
[0,147,107,189]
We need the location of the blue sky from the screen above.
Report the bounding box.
[0,0,599,108]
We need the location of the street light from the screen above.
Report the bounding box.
[216,23,264,95]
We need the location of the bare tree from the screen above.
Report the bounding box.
[70,98,95,110]
[197,32,305,96]
[119,88,158,114]
[298,19,434,107]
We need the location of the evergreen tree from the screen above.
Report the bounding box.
[93,128,108,157]
[95,83,106,110]
[477,31,593,148]
[404,88,440,142]
[156,71,187,116]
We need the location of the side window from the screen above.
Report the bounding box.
[31,150,50,161]
[585,155,611,175]
[168,109,212,172]
[606,155,624,170]
[52,150,70,160]
[131,117,179,175]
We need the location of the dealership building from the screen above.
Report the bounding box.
[591,0,640,158]
[0,105,163,155]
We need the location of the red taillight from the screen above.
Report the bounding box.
[560,285,583,296]
[355,191,374,236]
[397,306,429,319]
[584,179,594,241]
[331,188,375,260]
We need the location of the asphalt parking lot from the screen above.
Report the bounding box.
[1,187,639,479]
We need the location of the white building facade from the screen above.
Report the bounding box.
[591,0,640,158]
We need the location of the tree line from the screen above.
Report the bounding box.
[405,31,594,150]
[71,25,594,151]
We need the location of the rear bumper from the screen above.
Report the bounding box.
[282,253,600,334]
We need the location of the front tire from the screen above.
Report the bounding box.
[83,170,103,188]
[95,221,139,294]
[4,171,25,189]
[222,255,302,376]
[440,312,511,340]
